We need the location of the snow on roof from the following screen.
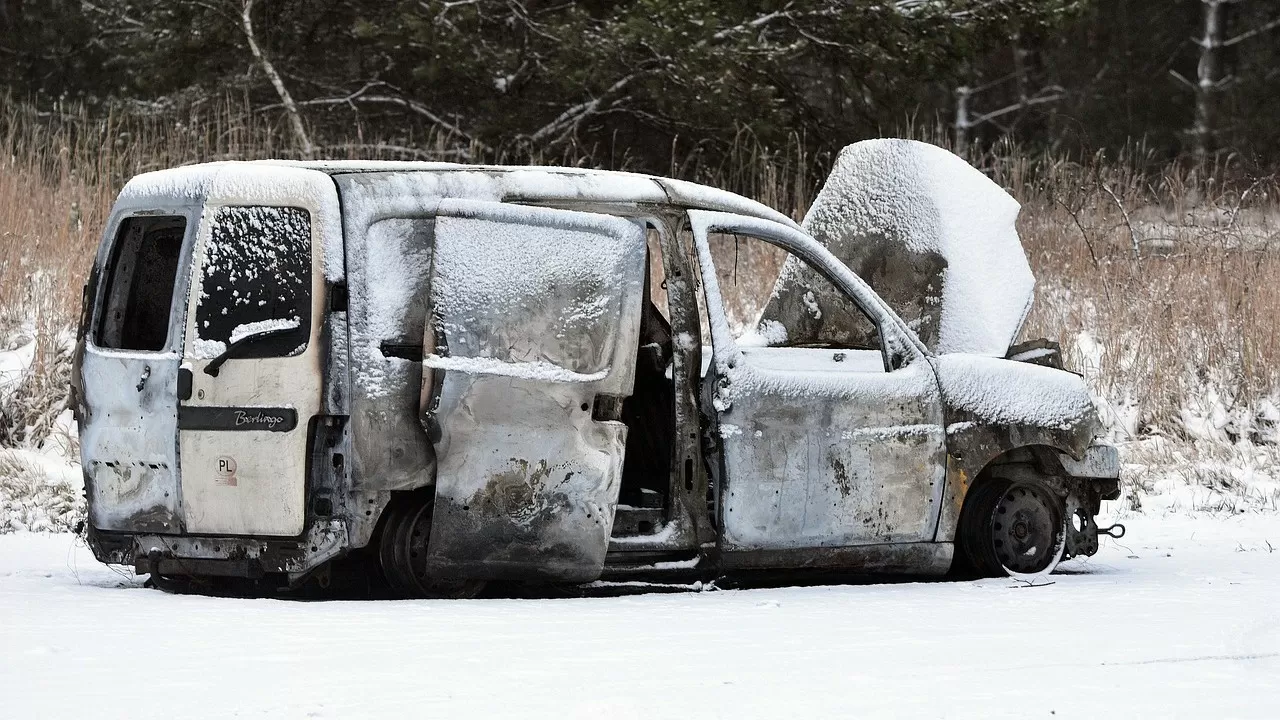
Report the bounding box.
[762,139,1034,357]
[117,160,797,229]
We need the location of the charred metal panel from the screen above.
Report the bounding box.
[335,175,452,494]
[422,201,646,582]
[81,204,199,535]
[715,361,947,550]
[426,375,627,581]
[121,517,349,578]
[689,210,947,561]
[1058,444,1121,479]
[932,354,1105,543]
[82,354,183,533]
[720,540,953,576]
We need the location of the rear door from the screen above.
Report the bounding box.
[421,200,647,582]
[81,210,195,534]
[177,203,327,536]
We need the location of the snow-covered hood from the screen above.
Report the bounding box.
[934,354,1096,432]
[761,139,1034,357]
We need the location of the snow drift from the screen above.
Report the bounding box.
[759,139,1034,356]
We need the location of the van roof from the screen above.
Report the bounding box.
[118,160,799,229]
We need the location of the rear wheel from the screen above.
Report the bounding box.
[377,495,487,599]
[959,479,1066,579]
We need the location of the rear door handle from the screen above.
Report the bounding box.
[177,367,193,401]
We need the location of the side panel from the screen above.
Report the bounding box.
[426,376,627,580]
[716,357,947,549]
[335,174,465,495]
[82,353,184,533]
[422,201,646,582]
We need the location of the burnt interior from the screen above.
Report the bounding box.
[617,249,676,518]
[95,215,186,351]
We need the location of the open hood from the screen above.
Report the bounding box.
[758,139,1034,357]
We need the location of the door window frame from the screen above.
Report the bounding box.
[191,204,315,360]
[687,210,928,373]
[86,204,201,356]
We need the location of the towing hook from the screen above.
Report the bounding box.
[1098,523,1126,539]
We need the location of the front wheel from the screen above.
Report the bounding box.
[958,479,1066,579]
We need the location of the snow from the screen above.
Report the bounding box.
[2,513,1278,718]
[735,318,788,347]
[936,353,1096,430]
[773,139,1033,356]
[0,338,35,402]
[119,163,345,283]
[228,316,301,345]
[189,338,226,359]
[428,201,644,379]
[422,355,609,384]
[0,445,83,533]
[737,346,886,374]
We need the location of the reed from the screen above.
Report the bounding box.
[2,95,1277,461]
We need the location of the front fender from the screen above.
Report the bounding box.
[932,353,1108,542]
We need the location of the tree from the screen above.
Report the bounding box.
[1171,0,1280,163]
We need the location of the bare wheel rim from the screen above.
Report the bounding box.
[990,483,1063,575]
[378,504,419,593]
[403,501,485,599]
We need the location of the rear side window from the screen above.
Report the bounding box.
[95,216,187,351]
[192,206,312,359]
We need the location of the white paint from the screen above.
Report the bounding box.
[175,182,334,537]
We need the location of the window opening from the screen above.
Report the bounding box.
[702,229,887,372]
[95,215,187,351]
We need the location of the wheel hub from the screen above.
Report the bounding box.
[379,497,486,599]
[991,484,1062,575]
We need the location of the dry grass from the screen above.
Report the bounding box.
[1001,149,1280,442]
[2,96,1278,464]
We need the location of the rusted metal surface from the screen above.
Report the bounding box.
[720,541,954,575]
[77,161,1122,591]
[420,201,646,582]
[80,203,198,535]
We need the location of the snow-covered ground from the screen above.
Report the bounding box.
[2,513,1277,719]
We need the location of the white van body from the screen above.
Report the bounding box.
[75,159,1120,595]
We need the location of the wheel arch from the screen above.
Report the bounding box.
[936,418,1095,544]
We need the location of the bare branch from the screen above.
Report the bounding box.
[1100,184,1141,259]
[241,0,313,158]
[969,87,1066,126]
[1222,15,1280,47]
[80,1,144,28]
[711,7,794,41]
[284,83,488,153]
[526,73,639,146]
[1169,69,1197,92]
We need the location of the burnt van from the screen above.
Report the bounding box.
[73,140,1122,596]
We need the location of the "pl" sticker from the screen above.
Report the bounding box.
[215,456,238,487]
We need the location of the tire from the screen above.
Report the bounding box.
[377,495,487,599]
[958,478,1066,579]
